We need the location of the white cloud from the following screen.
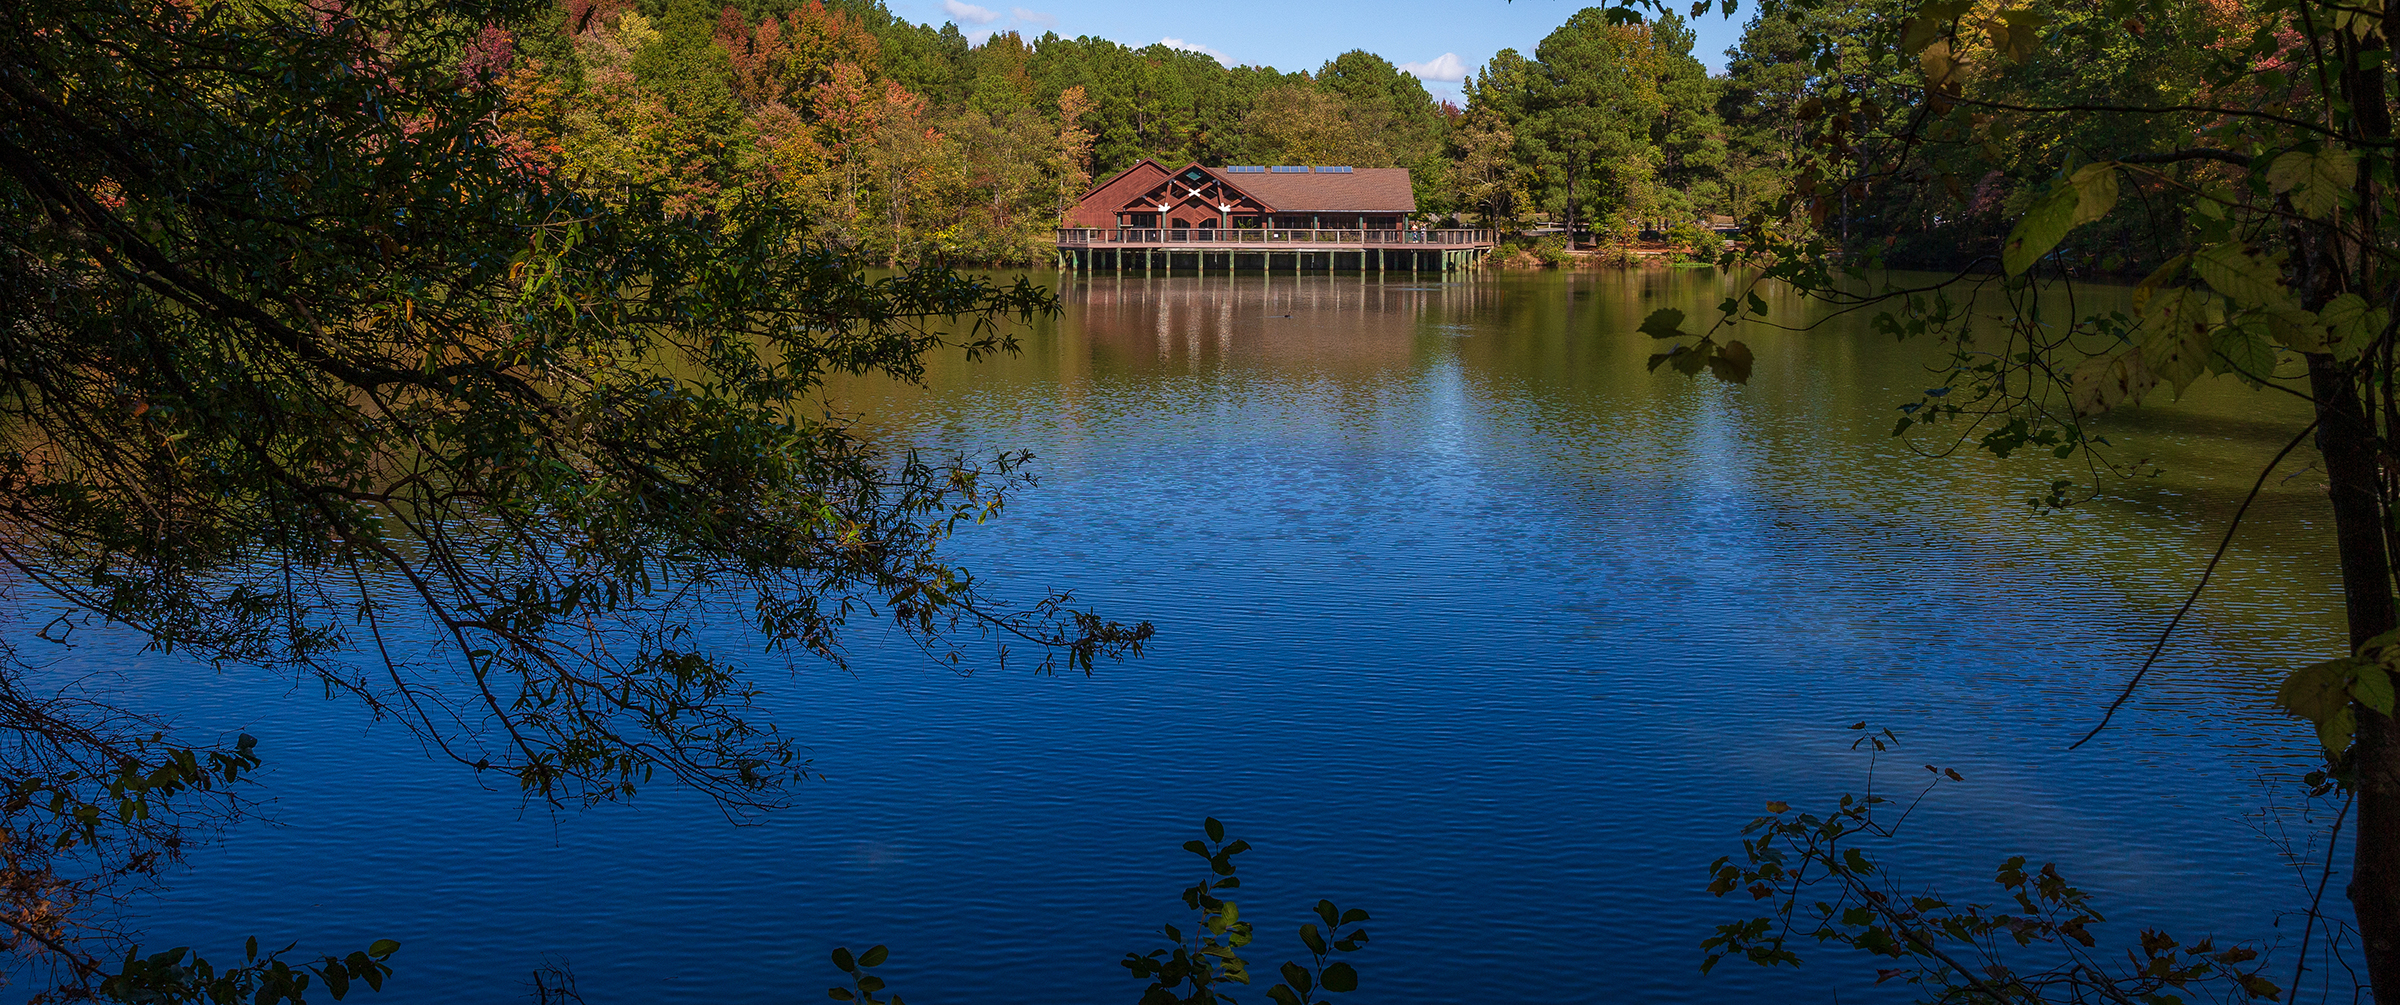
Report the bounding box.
[1158,37,1231,65]
[1399,52,1469,83]
[942,0,1000,25]
[1011,6,1056,26]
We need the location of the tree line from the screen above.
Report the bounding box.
[471,0,2245,272]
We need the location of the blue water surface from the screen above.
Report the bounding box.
[108,270,2346,1004]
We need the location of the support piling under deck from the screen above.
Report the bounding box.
[1055,228,1496,274]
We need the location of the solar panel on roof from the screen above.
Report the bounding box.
[1224,165,1265,173]
[1270,165,1308,173]
[1316,166,1353,173]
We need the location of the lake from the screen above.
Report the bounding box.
[119,267,2341,1004]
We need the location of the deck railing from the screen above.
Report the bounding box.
[1056,228,1494,247]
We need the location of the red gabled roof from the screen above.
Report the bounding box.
[1112,162,1271,214]
[1203,167,1415,214]
[1066,159,1172,228]
[1067,161,1418,224]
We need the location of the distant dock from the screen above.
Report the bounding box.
[1054,227,1496,273]
[1058,160,1493,273]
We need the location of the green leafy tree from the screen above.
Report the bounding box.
[1455,50,1541,231]
[1246,81,1388,168]
[1315,50,1454,205]
[0,0,1148,994]
[1644,14,1729,224]
[1521,9,1666,243]
[1628,0,2400,993]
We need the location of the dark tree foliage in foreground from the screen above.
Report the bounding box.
[1628,0,2400,992]
[0,0,1148,996]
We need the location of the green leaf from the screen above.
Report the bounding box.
[859,946,889,968]
[1205,817,1225,842]
[2191,242,2286,308]
[2356,665,2396,716]
[358,955,385,992]
[1300,924,1328,955]
[366,940,399,958]
[2256,301,2326,352]
[2267,147,2358,219]
[2069,348,2157,417]
[2319,293,2384,358]
[1671,342,1712,377]
[2136,286,2221,398]
[1639,307,1690,339]
[1920,38,1957,86]
[2133,253,2189,309]
[831,948,857,972]
[1708,340,1755,384]
[2141,285,2216,333]
[1986,8,2053,61]
[1281,962,1312,993]
[2320,704,2358,754]
[1321,962,1358,993]
[2238,973,2283,1000]
[1901,12,1945,53]
[2277,659,2356,723]
[2209,323,2279,385]
[2067,163,2119,226]
[2001,178,2081,276]
[2140,319,2209,398]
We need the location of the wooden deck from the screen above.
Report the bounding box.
[1055,228,1496,272]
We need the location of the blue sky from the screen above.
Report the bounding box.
[890,0,1756,104]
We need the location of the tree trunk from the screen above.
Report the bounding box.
[2309,353,2400,1001]
[2322,5,2400,993]
[1565,155,1579,249]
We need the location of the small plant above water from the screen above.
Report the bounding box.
[1123,817,1369,1005]
[1702,724,2288,1005]
[827,944,901,1005]
[822,819,1365,1005]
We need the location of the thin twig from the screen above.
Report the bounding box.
[2069,417,2323,749]
[2295,790,2355,997]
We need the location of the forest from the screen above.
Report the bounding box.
[467,0,2245,274]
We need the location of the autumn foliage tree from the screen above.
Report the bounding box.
[0,0,1151,997]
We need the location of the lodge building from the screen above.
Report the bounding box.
[1054,159,1493,273]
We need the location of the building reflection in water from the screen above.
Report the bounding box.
[1059,272,1498,374]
